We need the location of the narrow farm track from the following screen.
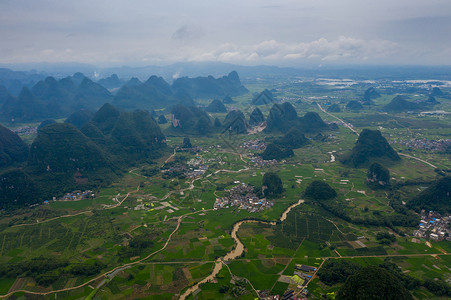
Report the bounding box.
[11,210,92,228]
[161,147,177,167]
[11,192,131,228]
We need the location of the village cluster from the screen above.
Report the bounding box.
[239,140,278,167]
[240,139,267,151]
[413,210,451,241]
[249,154,278,167]
[396,138,451,151]
[41,190,94,205]
[214,182,274,212]
[12,126,37,135]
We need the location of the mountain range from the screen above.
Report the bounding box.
[0,71,248,123]
[0,103,166,209]
[265,102,329,133]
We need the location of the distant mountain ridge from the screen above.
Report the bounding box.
[113,71,247,111]
[0,73,112,122]
[0,71,248,123]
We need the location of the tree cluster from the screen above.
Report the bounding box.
[337,266,413,300]
[304,180,337,201]
[260,143,294,160]
[262,172,284,197]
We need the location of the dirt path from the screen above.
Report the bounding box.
[161,148,177,167]
[11,192,131,228]
[214,167,249,174]
[222,261,260,297]
[323,218,346,235]
[11,210,92,228]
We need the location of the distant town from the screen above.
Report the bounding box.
[395,138,451,152]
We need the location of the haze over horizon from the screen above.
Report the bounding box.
[1,0,451,68]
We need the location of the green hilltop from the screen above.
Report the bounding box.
[0,123,29,168]
[342,129,401,167]
[407,176,451,214]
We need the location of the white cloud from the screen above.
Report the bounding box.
[189,36,401,64]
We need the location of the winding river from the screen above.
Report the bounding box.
[179,199,305,300]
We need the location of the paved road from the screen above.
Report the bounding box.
[399,153,438,169]
[317,103,358,135]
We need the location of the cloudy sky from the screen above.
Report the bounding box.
[1,0,451,67]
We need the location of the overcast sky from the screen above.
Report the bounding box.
[1,0,451,67]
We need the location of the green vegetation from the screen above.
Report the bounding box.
[265,103,328,134]
[157,114,168,124]
[341,129,400,167]
[362,87,380,104]
[375,232,396,245]
[327,103,341,112]
[205,99,227,113]
[261,143,294,160]
[223,110,247,134]
[272,127,310,150]
[37,119,56,131]
[317,260,362,285]
[262,172,284,197]
[337,266,413,300]
[0,123,28,168]
[170,104,213,135]
[182,137,192,148]
[366,162,390,189]
[1,103,166,209]
[407,176,451,213]
[252,89,275,105]
[222,95,235,104]
[346,100,363,111]
[249,107,265,125]
[304,180,337,201]
[383,95,422,112]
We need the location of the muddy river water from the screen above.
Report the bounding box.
[179,199,304,299]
